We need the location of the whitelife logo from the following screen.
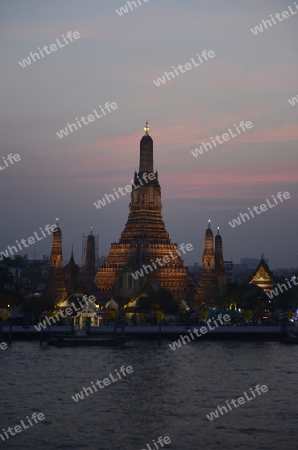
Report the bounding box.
[56,101,118,139]
[93,172,155,209]
[71,365,134,402]
[250,2,298,35]
[141,435,171,450]
[228,191,290,228]
[206,385,269,421]
[0,412,45,443]
[116,0,149,16]
[169,314,231,351]
[153,50,215,87]
[0,153,21,172]
[34,295,97,331]
[190,121,253,157]
[18,31,81,68]
[0,223,58,261]
[266,277,298,299]
[288,93,298,106]
[131,243,193,280]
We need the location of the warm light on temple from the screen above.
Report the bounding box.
[144,121,149,135]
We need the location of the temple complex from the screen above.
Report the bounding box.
[42,124,230,310]
[94,123,194,303]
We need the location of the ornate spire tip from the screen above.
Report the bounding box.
[144,121,149,135]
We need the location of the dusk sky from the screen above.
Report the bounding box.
[0,0,297,268]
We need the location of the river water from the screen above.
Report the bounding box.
[1,340,297,450]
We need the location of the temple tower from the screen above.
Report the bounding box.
[79,227,101,300]
[50,220,63,269]
[215,227,226,297]
[195,221,220,308]
[95,123,193,303]
[139,121,153,174]
[43,219,68,303]
[84,227,96,278]
[64,245,80,295]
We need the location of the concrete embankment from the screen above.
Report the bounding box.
[0,325,287,341]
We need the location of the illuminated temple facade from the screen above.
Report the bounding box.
[94,123,194,303]
[249,255,276,292]
[195,222,226,308]
[43,221,68,303]
[43,223,100,304]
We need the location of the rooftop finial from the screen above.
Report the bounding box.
[144,121,149,135]
[217,226,220,235]
[56,218,59,226]
[208,219,211,229]
[90,226,93,235]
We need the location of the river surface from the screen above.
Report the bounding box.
[0,340,297,450]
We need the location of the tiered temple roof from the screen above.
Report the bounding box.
[249,255,276,292]
[94,123,194,303]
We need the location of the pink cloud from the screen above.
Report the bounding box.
[161,162,298,199]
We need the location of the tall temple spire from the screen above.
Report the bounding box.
[84,228,96,277]
[50,222,63,269]
[215,227,226,297]
[139,121,153,174]
[43,221,68,303]
[95,123,193,302]
[215,227,222,262]
[204,220,215,253]
[70,243,74,263]
[195,221,220,308]
[64,244,80,295]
